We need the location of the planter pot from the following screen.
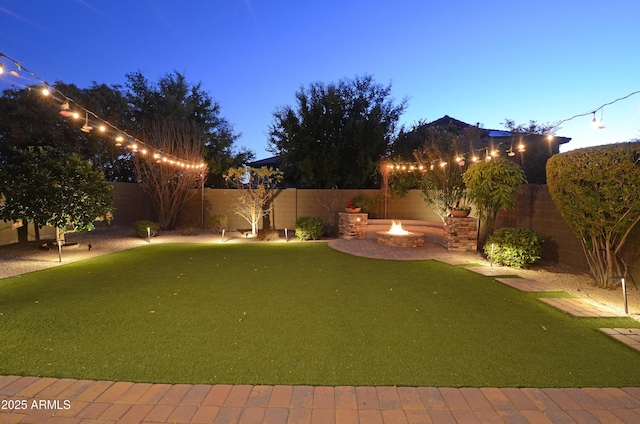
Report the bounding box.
[450,209,470,218]
[345,208,361,213]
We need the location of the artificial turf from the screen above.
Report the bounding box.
[0,242,639,387]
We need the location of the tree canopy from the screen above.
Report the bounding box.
[0,72,251,185]
[268,75,406,188]
[124,71,253,186]
[547,142,640,287]
[0,146,114,234]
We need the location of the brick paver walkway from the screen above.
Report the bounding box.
[540,297,623,318]
[2,375,640,423]
[2,237,639,423]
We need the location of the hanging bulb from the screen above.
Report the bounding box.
[597,109,605,129]
[59,102,73,118]
[80,112,93,133]
[0,62,3,75]
[115,136,123,147]
[42,87,50,96]
[547,134,554,141]
[591,112,599,128]
[9,70,19,77]
[518,143,526,153]
[99,125,106,132]
[508,149,516,157]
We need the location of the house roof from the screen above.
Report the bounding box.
[427,115,571,144]
[247,155,280,168]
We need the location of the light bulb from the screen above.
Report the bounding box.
[42,87,50,96]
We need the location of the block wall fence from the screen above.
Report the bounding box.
[0,182,638,284]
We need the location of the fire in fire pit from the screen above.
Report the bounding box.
[377,220,425,248]
[388,220,409,235]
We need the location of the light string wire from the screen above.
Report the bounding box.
[383,89,640,172]
[0,52,206,168]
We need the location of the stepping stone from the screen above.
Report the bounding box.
[434,256,476,265]
[599,328,640,351]
[464,266,518,276]
[495,278,557,292]
[539,298,623,317]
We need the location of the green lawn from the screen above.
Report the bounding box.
[1,242,639,387]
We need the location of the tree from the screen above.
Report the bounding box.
[125,71,253,187]
[0,146,114,241]
[463,157,526,236]
[268,74,406,188]
[0,83,137,182]
[224,166,283,235]
[546,142,640,287]
[413,127,467,220]
[133,120,208,229]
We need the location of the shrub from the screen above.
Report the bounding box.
[134,220,160,238]
[350,193,378,216]
[180,226,199,236]
[484,227,544,269]
[257,228,280,241]
[209,214,228,232]
[295,216,324,240]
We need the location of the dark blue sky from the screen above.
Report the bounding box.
[1,0,639,159]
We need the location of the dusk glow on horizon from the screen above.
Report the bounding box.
[1,1,638,159]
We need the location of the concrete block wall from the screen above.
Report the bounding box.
[495,185,588,270]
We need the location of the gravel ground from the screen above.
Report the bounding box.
[1,225,638,321]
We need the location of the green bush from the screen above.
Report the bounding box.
[209,214,228,232]
[350,193,377,216]
[134,220,160,238]
[180,226,199,236]
[257,228,280,241]
[484,227,544,269]
[295,216,324,241]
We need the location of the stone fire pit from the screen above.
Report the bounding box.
[376,221,424,248]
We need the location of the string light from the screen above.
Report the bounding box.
[0,52,206,169]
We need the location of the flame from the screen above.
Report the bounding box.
[388,220,410,235]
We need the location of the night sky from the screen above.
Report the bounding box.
[1,0,639,159]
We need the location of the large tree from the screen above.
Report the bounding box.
[125,71,253,186]
[133,120,208,230]
[0,82,136,182]
[0,146,114,241]
[547,142,640,287]
[268,75,406,188]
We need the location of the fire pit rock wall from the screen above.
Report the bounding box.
[338,212,368,240]
[377,231,425,248]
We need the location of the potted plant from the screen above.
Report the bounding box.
[449,204,471,218]
[345,200,361,213]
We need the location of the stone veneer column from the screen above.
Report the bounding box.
[444,217,477,251]
[338,213,368,240]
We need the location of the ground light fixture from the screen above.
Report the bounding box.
[612,276,629,314]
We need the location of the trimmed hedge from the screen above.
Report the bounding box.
[485,227,544,269]
[295,216,324,240]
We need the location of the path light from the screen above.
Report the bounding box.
[221,228,225,243]
[284,228,288,242]
[612,276,628,314]
[147,227,151,243]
